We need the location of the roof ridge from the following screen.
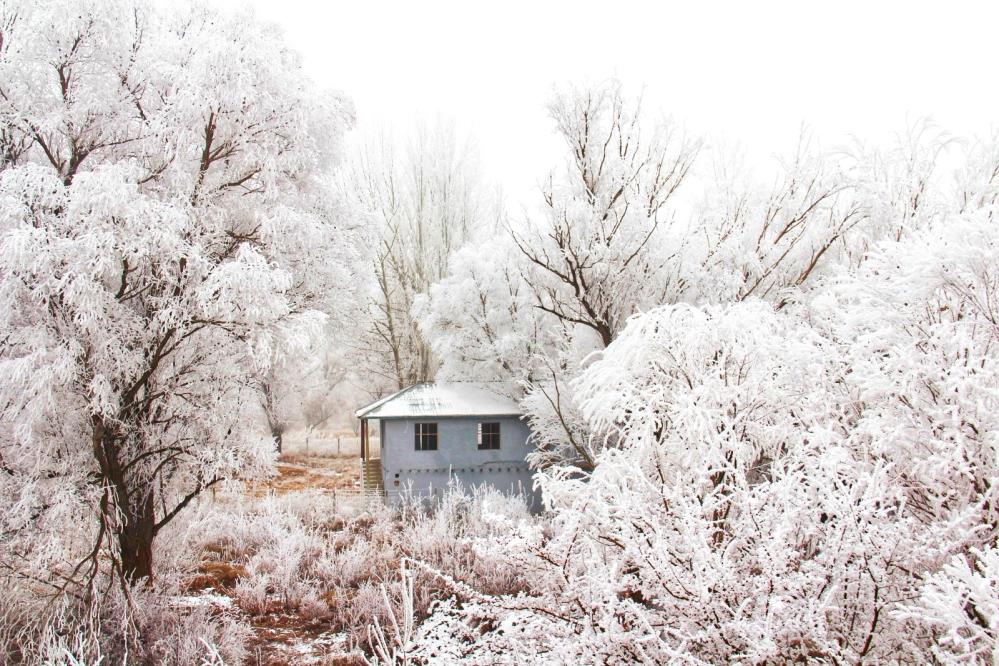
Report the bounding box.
[354,383,422,419]
[354,382,523,420]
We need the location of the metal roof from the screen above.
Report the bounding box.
[354,382,523,419]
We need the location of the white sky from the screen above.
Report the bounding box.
[212,0,998,208]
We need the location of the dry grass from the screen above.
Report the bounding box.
[174,455,537,663]
[191,454,371,663]
[277,429,381,460]
[183,561,250,593]
[247,455,361,497]
[246,614,342,665]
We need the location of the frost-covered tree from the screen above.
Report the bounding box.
[416,235,559,387]
[513,80,698,348]
[422,83,987,484]
[0,0,358,589]
[342,122,501,392]
[412,139,999,662]
[256,325,351,454]
[690,138,866,305]
[421,82,700,467]
[420,82,873,468]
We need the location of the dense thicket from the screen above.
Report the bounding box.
[413,85,999,663]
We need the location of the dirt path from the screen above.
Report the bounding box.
[188,456,369,664]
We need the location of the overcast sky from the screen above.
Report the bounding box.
[212,0,998,208]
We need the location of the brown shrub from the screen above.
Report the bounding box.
[202,562,248,587]
[182,574,217,593]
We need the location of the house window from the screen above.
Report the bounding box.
[477,422,500,450]
[415,422,438,451]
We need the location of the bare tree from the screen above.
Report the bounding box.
[512,80,699,347]
[344,121,502,391]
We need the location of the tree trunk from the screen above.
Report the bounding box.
[118,491,155,583]
[262,377,285,454]
[92,413,157,583]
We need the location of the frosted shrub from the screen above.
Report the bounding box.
[299,590,333,622]
[160,485,542,656]
[401,510,473,568]
[401,484,535,595]
[322,538,383,589]
[343,582,393,648]
[250,538,305,605]
[899,545,999,663]
[234,575,271,617]
[272,489,342,531]
[466,486,533,533]
[283,580,320,613]
[187,509,272,563]
[411,207,999,662]
[138,593,251,666]
[369,563,418,666]
[1,579,251,665]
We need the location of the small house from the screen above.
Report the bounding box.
[355,383,540,509]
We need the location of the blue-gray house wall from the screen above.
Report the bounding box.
[379,416,539,510]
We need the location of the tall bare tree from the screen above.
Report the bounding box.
[343,122,501,391]
[512,81,699,348]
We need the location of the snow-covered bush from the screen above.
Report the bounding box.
[413,199,999,662]
[164,485,538,654]
[900,546,999,663]
[0,573,250,665]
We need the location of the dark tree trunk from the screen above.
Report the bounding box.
[93,413,157,583]
[118,491,155,582]
[272,426,283,454]
[261,377,284,454]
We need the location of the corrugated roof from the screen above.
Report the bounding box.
[355,382,523,419]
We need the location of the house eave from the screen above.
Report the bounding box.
[354,384,423,419]
[361,412,525,421]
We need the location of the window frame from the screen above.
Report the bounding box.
[477,421,501,450]
[414,422,438,451]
